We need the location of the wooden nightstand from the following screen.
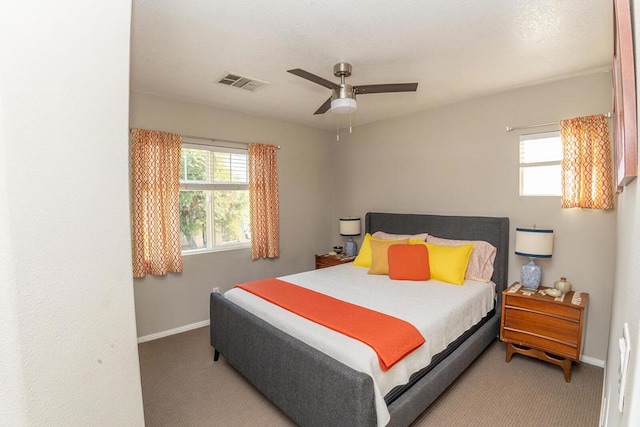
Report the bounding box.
[500,282,589,382]
[315,254,355,269]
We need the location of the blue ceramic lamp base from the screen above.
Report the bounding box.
[344,237,358,257]
[521,258,542,290]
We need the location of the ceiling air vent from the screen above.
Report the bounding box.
[218,73,269,92]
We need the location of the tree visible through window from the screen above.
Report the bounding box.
[179,143,250,253]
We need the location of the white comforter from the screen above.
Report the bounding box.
[225,263,495,426]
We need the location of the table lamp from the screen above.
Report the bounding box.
[340,217,361,257]
[515,227,554,290]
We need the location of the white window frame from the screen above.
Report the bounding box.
[519,131,562,197]
[179,140,250,255]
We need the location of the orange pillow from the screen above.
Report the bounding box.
[388,244,430,281]
[368,239,409,275]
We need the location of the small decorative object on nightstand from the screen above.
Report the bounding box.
[554,277,572,294]
[515,227,554,290]
[340,217,361,257]
[315,253,355,269]
[500,282,588,382]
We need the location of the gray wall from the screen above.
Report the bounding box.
[602,2,640,424]
[131,73,616,364]
[130,93,334,337]
[332,71,615,363]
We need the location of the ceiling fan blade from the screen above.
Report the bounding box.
[313,97,332,115]
[288,68,338,90]
[354,83,418,94]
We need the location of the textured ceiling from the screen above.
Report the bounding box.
[130,0,613,131]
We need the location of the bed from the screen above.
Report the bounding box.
[210,212,509,426]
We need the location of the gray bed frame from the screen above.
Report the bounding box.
[210,212,509,426]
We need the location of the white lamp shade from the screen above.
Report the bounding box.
[331,98,357,114]
[515,228,553,258]
[339,217,361,236]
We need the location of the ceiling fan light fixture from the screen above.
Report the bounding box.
[287,63,417,115]
[331,97,357,114]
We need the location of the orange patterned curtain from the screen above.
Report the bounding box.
[130,129,183,277]
[560,115,614,209]
[249,143,280,260]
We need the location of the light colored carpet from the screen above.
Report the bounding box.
[139,327,603,426]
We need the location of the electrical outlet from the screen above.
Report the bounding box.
[212,287,220,294]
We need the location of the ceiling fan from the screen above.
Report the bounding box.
[287,62,418,115]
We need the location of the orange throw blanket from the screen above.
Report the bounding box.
[236,278,425,371]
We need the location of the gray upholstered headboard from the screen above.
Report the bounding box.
[365,212,510,304]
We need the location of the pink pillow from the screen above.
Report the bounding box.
[372,231,429,241]
[425,235,496,282]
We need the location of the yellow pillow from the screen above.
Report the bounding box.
[353,233,407,268]
[424,242,474,285]
[368,239,409,275]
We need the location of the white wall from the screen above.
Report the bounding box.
[130,93,334,338]
[333,72,615,363]
[0,1,144,426]
[602,1,640,424]
[604,179,640,426]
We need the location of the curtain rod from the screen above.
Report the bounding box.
[506,112,611,132]
[182,134,280,149]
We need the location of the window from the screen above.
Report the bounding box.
[179,142,250,254]
[519,131,562,196]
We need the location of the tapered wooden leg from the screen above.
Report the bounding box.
[213,349,220,361]
[505,343,515,362]
[504,342,574,382]
[560,359,572,383]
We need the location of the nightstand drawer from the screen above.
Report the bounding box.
[504,295,581,320]
[503,306,579,346]
[502,328,578,360]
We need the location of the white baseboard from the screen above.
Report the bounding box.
[137,320,210,344]
[137,321,607,369]
[581,354,605,368]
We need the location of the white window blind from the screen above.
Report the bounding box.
[519,131,562,196]
[179,142,250,254]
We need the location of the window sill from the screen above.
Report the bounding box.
[182,243,251,256]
